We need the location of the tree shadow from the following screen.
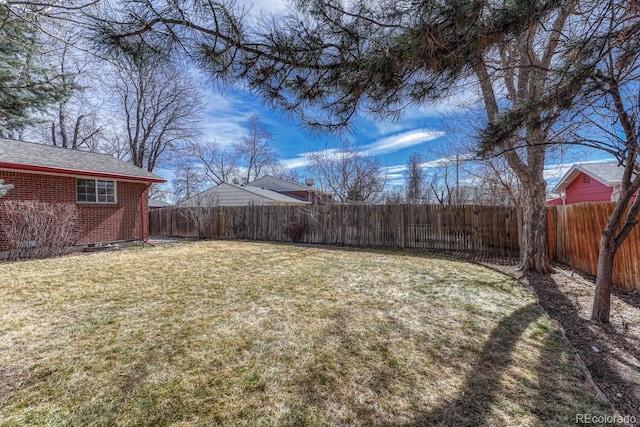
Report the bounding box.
[410,303,543,426]
[525,271,640,421]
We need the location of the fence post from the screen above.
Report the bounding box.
[400,204,406,249]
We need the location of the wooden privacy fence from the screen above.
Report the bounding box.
[150,204,521,256]
[548,202,640,292]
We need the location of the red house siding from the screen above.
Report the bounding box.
[565,172,613,204]
[547,197,564,205]
[0,170,148,249]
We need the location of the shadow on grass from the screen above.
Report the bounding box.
[526,271,639,421]
[410,303,542,426]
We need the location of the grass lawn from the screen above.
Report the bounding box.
[0,241,613,426]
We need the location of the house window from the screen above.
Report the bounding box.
[77,179,116,203]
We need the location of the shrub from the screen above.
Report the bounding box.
[283,221,307,243]
[178,207,212,239]
[1,201,79,260]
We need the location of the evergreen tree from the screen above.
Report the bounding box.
[94,0,625,272]
[405,153,425,204]
[0,179,13,197]
[0,5,70,137]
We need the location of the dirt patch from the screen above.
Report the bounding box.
[0,367,24,405]
[518,265,640,423]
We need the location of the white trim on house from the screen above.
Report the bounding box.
[76,178,118,204]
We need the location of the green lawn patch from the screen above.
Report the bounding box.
[0,241,613,426]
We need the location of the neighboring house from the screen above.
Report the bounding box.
[546,193,564,206]
[149,199,174,209]
[0,138,165,249]
[246,175,334,204]
[550,161,624,205]
[179,182,311,207]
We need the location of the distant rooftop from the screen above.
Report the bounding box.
[552,161,622,193]
[230,183,310,203]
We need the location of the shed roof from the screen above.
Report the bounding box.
[0,138,165,182]
[552,161,622,193]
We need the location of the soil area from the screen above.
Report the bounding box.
[520,265,640,424]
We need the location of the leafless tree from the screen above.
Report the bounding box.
[33,33,106,150]
[306,142,385,204]
[405,152,426,204]
[110,57,202,172]
[429,165,456,205]
[465,158,523,207]
[172,162,207,204]
[234,115,281,183]
[190,141,239,185]
[148,183,171,203]
[567,5,640,323]
[178,191,219,239]
[382,186,405,204]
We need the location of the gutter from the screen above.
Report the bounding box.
[140,182,156,247]
[0,162,165,183]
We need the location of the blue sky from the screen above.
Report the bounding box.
[183,0,616,191]
[196,84,454,188]
[194,80,615,191]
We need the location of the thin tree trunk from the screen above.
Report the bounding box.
[591,237,616,323]
[591,185,640,323]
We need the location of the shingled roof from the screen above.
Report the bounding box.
[552,161,621,193]
[0,138,164,182]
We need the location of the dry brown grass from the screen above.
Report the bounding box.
[0,241,612,426]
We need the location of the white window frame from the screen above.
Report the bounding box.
[76,178,117,204]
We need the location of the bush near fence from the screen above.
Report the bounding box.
[548,202,640,292]
[150,204,521,256]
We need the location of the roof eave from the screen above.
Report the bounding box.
[0,162,166,183]
[551,166,579,193]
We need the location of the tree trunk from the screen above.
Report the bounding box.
[518,178,551,273]
[591,237,616,323]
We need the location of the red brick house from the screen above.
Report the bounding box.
[550,161,624,205]
[0,138,165,249]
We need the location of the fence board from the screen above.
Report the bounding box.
[547,203,640,292]
[150,204,521,256]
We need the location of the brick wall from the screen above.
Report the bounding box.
[0,170,148,249]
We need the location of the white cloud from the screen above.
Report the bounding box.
[280,156,310,169]
[281,129,443,170]
[200,92,255,146]
[420,153,473,169]
[361,129,445,155]
[383,165,408,174]
[280,147,343,170]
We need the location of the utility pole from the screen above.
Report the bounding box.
[455,155,459,205]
